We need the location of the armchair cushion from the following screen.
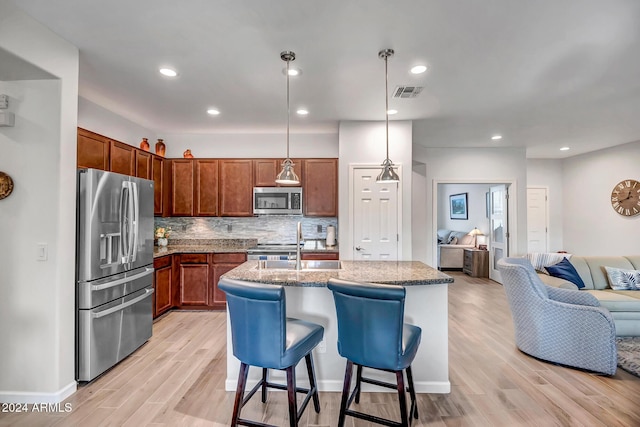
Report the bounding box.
[545,258,585,289]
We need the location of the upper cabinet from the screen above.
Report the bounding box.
[109,140,136,176]
[195,159,219,216]
[77,128,109,170]
[219,160,253,216]
[170,159,195,216]
[303,159,338,217]
[136,150,152,180]
[253,159,278,187]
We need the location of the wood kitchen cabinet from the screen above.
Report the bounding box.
[300,252,339,260]
[211,252,246,309]
[136,150,152,179]
[77,128,109,170]
[219,159,253,216]
[254,159,279,187]
[153,255,174,318]
[152,155,165,216]
[109,140,136,176]
[195,159,219,216]
[170,159,195,216]
[303,158,338,217]
[177,254,210,307]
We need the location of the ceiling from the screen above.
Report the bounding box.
[10,0,640,158]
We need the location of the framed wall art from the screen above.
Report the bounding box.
[450,192,468,220]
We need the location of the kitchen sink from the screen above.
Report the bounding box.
[256,260,342,271]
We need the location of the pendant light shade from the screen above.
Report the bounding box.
[376,48,400,184]
[275,51,300,185]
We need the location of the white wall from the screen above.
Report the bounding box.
[438,183,491,235]
[412,162,428,263]
[412,146,528,267]
[561,140,640,255]
[338,121,413,260]
[78,96,157,146]
[160,132,338,158]
[526,159,564,252]
[0,0,78,403]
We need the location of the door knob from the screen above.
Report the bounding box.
[355,246,363,251]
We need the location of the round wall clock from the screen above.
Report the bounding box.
[611,179,640,217]
[0,171,14,200]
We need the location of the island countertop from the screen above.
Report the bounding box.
[221,260,453,287]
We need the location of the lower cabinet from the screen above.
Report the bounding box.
[174,252,247,310]
[301,252,339,260]
[153,255,174,319]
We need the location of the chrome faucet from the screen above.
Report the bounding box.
[296,221,303,271]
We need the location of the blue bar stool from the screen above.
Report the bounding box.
[219,277,324,427]
[327,278,421,427]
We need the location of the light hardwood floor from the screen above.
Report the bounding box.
[3,272,640,426]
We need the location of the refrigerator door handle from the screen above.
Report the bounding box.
[130,181,139,263]
[120,183,130,263]
[91,288,154,319]
[90,267,154,291]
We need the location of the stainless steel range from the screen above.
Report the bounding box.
[246,243,300,260]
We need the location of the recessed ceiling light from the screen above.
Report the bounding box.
[560,146,570,151]
[296,109,309,115]
[387,109,398,115]
[283,68,301,76]
[207,109,220,115]
[491,135,502,140]
[410,65,427,74]
[159,67,178,77]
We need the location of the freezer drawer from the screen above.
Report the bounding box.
[77,265,153,309]
[77,285,154,382]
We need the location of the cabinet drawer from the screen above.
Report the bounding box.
[301,252,339,260]
[179,254,208,264]
[154,255,172,269]
[213,253,246,263]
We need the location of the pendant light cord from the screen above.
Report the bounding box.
[286,58,290,159]
[385,53,389,161]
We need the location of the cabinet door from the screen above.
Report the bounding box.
[254,159,278,187]
[178,254,209,306]
[77,128,109,170]
[211,253,246,309]
[136,150,152,179]
[170,160,195,216]
[110,140,136,176]
[301,252,339,260]
[303,159,338,217]
[195,159,219,216]
[153,256,173,318]
[219,160,253,216]
[152,156,164,216]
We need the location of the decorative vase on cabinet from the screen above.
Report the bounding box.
[140,138,150,151]
[155,139,166,157]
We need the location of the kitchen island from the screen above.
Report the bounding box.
[222,260,454,394]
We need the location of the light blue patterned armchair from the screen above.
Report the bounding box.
[497,257,617,375]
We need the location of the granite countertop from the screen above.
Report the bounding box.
[153,238,257,258]
[221,260,453,287]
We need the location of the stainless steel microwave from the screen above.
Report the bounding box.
[253,187,303,215]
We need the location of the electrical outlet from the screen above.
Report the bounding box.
[317,224,322,233]
[227,224,232,232]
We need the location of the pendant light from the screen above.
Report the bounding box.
[275,51,300,185]
[376,49,400,184]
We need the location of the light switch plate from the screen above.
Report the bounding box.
[36,243,48,261]
[0,94,8,109]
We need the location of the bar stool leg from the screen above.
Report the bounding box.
[261,368,268,403]
[406,365,418,419]
[396,370,409,427]
[354,364,363,404]
[231,362,249,427]
[305,353,321,413]
[338,360,354,427]
[286,365,298,427]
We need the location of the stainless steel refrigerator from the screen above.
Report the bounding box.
[76,168,155,382]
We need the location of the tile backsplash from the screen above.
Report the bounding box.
[155,216,338,244]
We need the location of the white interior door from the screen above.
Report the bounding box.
[489,185,509,283]
[527,187,548,253]
[352,168,398,260]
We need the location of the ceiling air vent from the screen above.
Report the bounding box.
[393,86,423,98]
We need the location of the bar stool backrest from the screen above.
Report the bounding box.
[327,278,406,371]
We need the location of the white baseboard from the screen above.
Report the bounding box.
[225,379,450,394]
[0,381,77,404]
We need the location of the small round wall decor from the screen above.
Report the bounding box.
[0,171,14,200]
[611,179,640,217]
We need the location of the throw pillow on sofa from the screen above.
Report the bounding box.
[545,257,585,289]
[604,266,640,290]
[526,252,572,275]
